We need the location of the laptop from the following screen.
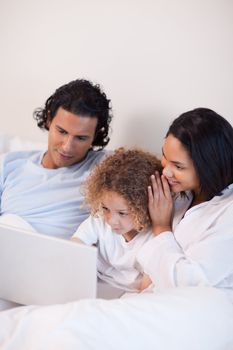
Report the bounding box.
[0,224,97,305]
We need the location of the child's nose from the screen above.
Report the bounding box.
[107,213,118,226]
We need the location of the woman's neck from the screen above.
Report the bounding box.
[189,192,206,208]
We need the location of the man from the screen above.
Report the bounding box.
[0,79,112,239]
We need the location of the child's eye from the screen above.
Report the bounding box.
[101,206,109,212]
[119,212,128,216]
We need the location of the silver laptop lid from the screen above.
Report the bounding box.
[0,224,97,305]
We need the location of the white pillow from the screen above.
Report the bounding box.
[0,134,46,153]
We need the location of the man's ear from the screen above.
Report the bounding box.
[46,120,51,129]
[46,113,52,130]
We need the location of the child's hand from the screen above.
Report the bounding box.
[70,237,85,244]
[148,172,173,235]
[139,273,152,291]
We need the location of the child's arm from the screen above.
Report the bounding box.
[70,215,99,246]
[70,237,85,244]
[139,273,152,291]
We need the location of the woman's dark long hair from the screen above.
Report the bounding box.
[167,107,233,199]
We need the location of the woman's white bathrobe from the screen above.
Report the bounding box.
[138,183,233,292]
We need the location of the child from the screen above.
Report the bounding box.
[71,148,162,292]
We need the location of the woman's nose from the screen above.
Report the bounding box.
[162,164,173,178]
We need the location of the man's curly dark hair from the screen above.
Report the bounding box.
[33,79,112,150]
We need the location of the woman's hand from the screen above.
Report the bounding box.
[148,172,173,235]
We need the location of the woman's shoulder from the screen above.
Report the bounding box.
[210,183,233,207]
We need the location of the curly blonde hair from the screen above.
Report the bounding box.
[83,147,162,232]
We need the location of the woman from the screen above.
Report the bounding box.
[138,107,233,292]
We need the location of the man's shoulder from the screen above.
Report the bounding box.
[1,150,41,163]
[87,149,111,161]
[76,149,111,170]
[65,150,112,173]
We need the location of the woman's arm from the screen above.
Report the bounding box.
[138,198,233,291]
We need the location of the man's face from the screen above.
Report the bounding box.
[42,107,98,169]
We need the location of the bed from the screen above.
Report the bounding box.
[0,134,233,349]
[0,286,232,349]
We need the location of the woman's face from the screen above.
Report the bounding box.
[161,134,201,195]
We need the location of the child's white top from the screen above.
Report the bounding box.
[72,215,154,292]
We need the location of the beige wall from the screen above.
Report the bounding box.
[0,0,232,156]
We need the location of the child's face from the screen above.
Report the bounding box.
[101,191,136,237]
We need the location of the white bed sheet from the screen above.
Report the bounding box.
[0,286,232,350]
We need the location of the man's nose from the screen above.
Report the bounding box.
[62,136,74,152]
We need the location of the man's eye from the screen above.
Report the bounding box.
[58,129,66,134]
[76,136,88,141]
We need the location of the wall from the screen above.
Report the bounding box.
[0,0,232,156]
